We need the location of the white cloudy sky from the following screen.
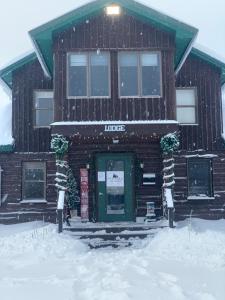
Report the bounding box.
[0,0,225,133]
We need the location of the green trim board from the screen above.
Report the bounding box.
[191,47,225,85]
[0,52,36,89]
[29,0,198,77]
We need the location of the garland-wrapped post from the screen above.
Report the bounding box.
[51,134,69,230]
[160,133,179,228]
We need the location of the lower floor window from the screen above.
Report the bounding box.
[188,158,213,197]
[22,162,46,200]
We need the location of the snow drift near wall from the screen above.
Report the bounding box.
[0,99,13,145]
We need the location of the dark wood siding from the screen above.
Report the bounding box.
[0,153,57,224]
[53,12,176,122]
[173,151,225,220]
[12,59,53,152]
[176,54,223,151]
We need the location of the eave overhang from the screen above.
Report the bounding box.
[0,52,37,89]
[29,0,198,78]
[51,120,179,142]
[191,47,225,86]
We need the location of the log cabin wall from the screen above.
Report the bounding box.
[12,59,53,152]
[0,153,57,224]
[173,152,225,220]
[53,12,176,122]
[176,54,223,152]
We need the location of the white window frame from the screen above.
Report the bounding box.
[22,162,46,202]
[67,51,111,99]
[34,90,54,128]
[118,51,162,98]
[176,87,198,125]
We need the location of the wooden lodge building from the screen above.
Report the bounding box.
[0,0,225,224]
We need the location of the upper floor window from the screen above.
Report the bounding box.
[34,91,53,127]
[67,52,110,98]
[118,51,162,97]
[176,88,197,124]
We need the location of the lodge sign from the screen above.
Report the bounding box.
[104,125,126,132]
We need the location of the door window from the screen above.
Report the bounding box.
[106,160,125,214]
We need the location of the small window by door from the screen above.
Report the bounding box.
[22,162,46,201]
[187,159,213,198]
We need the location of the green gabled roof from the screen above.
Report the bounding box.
[29,0,198,77]
[0,52,36,89]
[191,47,225,85]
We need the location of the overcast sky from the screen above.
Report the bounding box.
[0,0,225,104]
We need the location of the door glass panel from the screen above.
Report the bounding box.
[106,160,125,214]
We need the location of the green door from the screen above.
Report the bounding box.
[96,153,134,222]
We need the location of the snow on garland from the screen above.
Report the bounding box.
[160,133,179,155]
[51,134,80,212]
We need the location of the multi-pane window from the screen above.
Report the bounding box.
[176,88,197,124]
[118,51,161,97]
[34,91,53,127]
[67,52,110,97]
[188,159,213,197]
[22,162,46,200]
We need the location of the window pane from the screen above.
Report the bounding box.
[188,159,211,196]
[35,98,53,110]
[176,89,196,106]
[119,53,138,96]
[176,107,196,124]
[141,53,161,96]
[24,182,45,199]
[25,168,44,181]
[68,54,87,97]
[23,162,45,200]
[90,53,109,96]
[36,110,53,127]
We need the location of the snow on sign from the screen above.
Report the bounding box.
[104,125,126,132]
[106,171,124,187]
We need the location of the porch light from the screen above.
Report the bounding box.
[106,5,121,15]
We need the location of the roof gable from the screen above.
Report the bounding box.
[29,0,198,77]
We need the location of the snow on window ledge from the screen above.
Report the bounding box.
[187,196,215,200]
[20,199,47,204]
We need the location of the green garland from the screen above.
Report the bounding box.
[66,167,80,209]
[160,133,179,155]
[51,134,68,159]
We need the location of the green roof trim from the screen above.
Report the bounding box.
[29,0,198,76]
[0,144,15,153]
[0,52,36,89]
[191,47,225,85]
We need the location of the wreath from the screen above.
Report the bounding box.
[160,133,179,154]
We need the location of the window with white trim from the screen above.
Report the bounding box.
[34,91,53,127]
[22,162,46,200]
[67,52,110,98]
[118,51,161,97]
[176,88,197,124]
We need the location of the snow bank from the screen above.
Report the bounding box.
[0,219,224,300]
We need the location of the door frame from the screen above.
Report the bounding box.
[95,152,135,222]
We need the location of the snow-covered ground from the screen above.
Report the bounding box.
[0,219,225,300]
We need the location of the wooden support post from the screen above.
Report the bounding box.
[168,207,174,228]
[58,209,63,233]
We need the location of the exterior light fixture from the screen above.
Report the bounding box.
[106,5,121,15]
